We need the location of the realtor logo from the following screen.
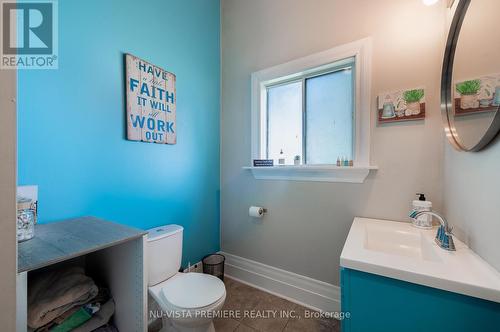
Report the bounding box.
[1,0,58,69]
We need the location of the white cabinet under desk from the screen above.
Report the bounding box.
[17,217,147,332]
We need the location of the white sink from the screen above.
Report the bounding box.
[341,217,500,303]
[364,222,442,263]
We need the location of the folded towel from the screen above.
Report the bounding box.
[72,299,115,332]
[28,266,98,329]
[34,288,109,332]
[48,305,94,332]
[32,306,81,332]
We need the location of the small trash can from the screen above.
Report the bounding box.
[202,253,225,281]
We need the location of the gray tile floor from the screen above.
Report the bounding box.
[150,277,340,332]
[218,277,340,332]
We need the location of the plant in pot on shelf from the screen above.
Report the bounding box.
[403,89,425,116]
[456,79,481,109]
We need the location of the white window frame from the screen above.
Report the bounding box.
[246,38,376,183]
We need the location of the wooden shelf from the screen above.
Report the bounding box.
[454,98,498,116]
[378,103,425,123]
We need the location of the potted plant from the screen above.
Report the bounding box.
[456,79,481,109]
[403,89,424,116]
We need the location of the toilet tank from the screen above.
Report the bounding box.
[146,225,183,286]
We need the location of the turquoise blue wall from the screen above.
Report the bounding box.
[17,0,221,266]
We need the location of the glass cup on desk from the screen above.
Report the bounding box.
[17,197,35,242]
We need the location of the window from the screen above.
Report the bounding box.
[267,81,303,164]
[249,38,375,182]
[265,60,355,165]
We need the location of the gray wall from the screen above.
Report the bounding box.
[441,0,500,273]
[0,30,18,332]
[443,139,500,272]
[221,0,446,285]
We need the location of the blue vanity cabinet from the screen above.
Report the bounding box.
[340,267,500,332]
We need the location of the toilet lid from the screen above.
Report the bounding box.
[160,273,226,309]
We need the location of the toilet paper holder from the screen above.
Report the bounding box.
[249,206,267,218]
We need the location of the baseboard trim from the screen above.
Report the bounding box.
[220,251,340,313]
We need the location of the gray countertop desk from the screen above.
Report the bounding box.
[18,216,147,273]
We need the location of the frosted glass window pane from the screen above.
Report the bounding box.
[306,69,354,164]
[267,82,303,164]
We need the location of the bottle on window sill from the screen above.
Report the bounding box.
[278,149,285,166]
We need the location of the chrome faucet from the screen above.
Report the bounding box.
[408,210,456,251]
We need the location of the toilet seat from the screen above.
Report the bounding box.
[159,290,226,315]
[150,273,226,310]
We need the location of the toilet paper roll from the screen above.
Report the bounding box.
[249,206,265,218]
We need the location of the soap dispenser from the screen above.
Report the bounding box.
[278,149,285,165]
[411,193,433,229]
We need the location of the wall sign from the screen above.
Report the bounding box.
[126,54,176,144]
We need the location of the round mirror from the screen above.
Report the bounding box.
[441,0,500,151]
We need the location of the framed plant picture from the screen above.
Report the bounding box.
[378,88,426,123]
[454,74,500,117]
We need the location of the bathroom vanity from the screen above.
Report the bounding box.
[340,218,500,332]
[16,217,147,332]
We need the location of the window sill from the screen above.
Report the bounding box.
[242,165,378,183]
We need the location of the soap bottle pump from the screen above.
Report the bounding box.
[278,149,285,165]
[411,193,433,229]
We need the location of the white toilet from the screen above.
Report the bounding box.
[147,225,226,332]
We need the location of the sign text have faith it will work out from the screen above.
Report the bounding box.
[126,54,176,144]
